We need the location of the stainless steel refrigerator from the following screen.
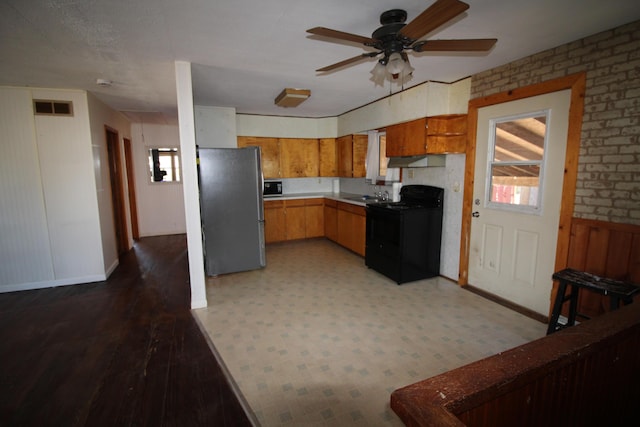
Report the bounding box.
[198,147,266,276]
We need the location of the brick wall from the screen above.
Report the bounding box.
[471,20,640,226]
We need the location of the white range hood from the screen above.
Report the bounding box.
[387,154,446,168]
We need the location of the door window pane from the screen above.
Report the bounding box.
[487,112,548,212]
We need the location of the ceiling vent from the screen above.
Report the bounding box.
[275,88,311,108]
[33,100,74,116]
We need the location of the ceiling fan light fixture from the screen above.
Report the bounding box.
[274,88,311,108]
[370,62,387,86]
[386,52,406,75]
[370,54,413,86]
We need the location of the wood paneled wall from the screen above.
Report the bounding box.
[565,217,640,318]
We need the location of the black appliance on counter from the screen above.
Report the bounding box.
[263,180,283,197]
[365,185,444,284]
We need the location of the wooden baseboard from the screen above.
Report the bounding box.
[463,284,549,324]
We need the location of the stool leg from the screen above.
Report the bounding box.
[547,281,568,335]
[567,285,579,326]
[610,296,618,311]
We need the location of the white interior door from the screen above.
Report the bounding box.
[468,90,571,315]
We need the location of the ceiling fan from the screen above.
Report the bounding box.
[307,0,497,83]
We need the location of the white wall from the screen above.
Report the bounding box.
[130,122,186,237]
[236,114,337,138]
[195,105,237,147]
[176,61,207,309]
[338,80,460,135]
[0,86,124,292]
[0,87,54,287]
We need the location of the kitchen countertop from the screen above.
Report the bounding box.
[263,192,387,207]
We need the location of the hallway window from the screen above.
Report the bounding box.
[149,148,181,182]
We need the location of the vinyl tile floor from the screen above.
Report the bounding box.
[194,239,547,426]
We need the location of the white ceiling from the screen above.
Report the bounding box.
[2,0,639,123]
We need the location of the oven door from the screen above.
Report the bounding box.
[365,206,404,281]
[366,206,402,256]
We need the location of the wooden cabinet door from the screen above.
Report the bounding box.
[352,135,368,178]
[305,199,324,238]
[425,135,467,154]
[352,209,366,256]
[284,199,306,240]
[279,138,319,178]
[336,202,366,256]
[336,135,353,177]
[386,117,427,157]
[336,207,352,250]
[426,114,467,134]
[425,114,468,154]
[319,138,337,177]
[324,200,338,242]
[264,200,285,243]
[238,136,280,178]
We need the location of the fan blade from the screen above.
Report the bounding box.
[400,0,470,41]
[316,53,374,72]
[307,27,375,45]
[414,38,497,52]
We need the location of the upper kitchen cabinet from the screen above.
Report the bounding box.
[336,134,368,178]
[425,114,468,154]
[279,138,319,178]
[319,138,337,177]
[337,135,353,177]
[352,135,367,178]
[386,117,427,157]
[237,136,281,178]
[385,115,468,156]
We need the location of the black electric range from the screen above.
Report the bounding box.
[365,185,444,284]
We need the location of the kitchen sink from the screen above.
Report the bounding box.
[342,195,387,204]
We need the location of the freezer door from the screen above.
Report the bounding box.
[199,147,266,275]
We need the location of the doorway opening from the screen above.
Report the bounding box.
[106,127,129,256]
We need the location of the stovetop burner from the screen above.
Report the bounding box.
[369,185,444,211]
[378,202,423,210]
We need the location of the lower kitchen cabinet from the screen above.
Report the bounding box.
[324,199,338,242]
[265,198,365,256]
[264,200,286,243]
[304,199,324,238]
[285,199,307,240]
[336,201,366,256]
[264,198,325,243]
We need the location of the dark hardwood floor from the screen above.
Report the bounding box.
[0,235,253,426]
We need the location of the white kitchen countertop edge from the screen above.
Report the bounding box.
[263,192,368,207]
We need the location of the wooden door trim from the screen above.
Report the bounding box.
[123,138,139,240]
[459,73,586,287]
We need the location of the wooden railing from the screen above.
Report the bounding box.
[561,218,640,318]
[391,302,640,426]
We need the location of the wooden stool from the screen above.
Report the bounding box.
[547,268,640,335]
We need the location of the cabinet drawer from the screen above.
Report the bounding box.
[337,201,365,216]
[324,198,337,208]
[284,199,306,207]
[304,198,324,206]
[264,200,284,208]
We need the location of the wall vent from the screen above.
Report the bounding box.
[33,100,74,116]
